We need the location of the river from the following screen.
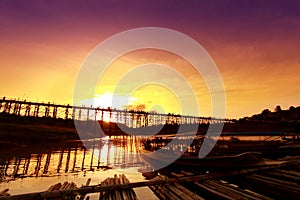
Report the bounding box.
[0,136,157,199]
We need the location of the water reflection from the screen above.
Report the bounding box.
[1,134,282,183]
[0,136,145,183]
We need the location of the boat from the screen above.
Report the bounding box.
[139,149,281,170]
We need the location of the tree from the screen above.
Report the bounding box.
[275,105,282,112]
[289,106,296,112]
[261,109,271,120]
[261,109,271,116]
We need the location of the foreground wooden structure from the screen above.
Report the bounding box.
[147,158,300,200]
[0,160,298,200]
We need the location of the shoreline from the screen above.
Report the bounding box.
[0,112,299,146]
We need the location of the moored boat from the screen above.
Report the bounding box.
[139,149,273,170]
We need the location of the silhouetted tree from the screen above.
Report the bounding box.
[261,109,271,120]
[289,106,296,112]
[275,105,282,112]
[261,109,271,116]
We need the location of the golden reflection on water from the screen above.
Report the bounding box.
[0,136,148,195]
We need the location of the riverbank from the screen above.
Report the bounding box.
[1,112,299,146]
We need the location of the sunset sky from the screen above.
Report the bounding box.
[0,0,299,118]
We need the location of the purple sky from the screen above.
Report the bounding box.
[0,0,299,118]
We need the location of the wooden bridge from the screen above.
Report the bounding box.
[0,97,234,128]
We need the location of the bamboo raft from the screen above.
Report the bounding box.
[0,158,299,200]
[99,174,138,200]
[146,158,300,199]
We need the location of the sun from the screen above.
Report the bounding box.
[79,93,136,122]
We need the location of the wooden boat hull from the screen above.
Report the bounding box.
[140,150,266,169]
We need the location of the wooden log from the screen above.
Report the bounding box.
[47,183,62,191]
[86,178,92,186]
[154,176,178,200]
[245,175,300,198]
[149,176,167,200]
[149,185,166,200]
[154,184,177,200]
[262,171,300,183]
[204,180,262,200]
[251,174,300,189]
[180,170,194,176]
[0,163,292,200]
[173,183,204,200]
[60,182,69,190]
[122,174,138,200]
[114,174,119,185]
[108,178,115,200]
[0,189,10,197]
[274,169,300,178]
[168,184,194,200]
[194,182,236,200]
[100,178,109,200]
[170,172,184,177]
[118,175,129,200]
[123,177,133,200]
[113,177,122,200]
[243,189,273,200]
[240,176,287,199]
[52,183,62,191]
[46,184,58,192]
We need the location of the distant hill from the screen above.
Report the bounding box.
[239,105,300,123]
